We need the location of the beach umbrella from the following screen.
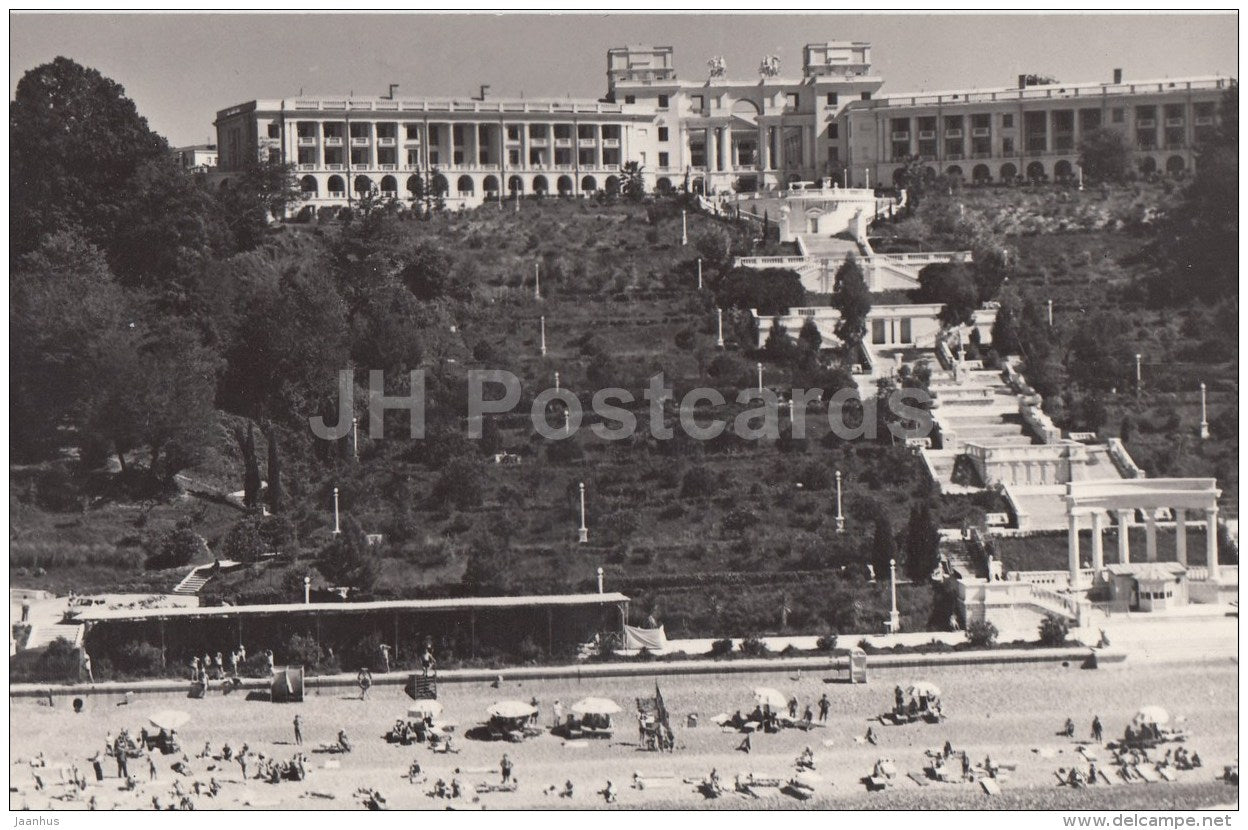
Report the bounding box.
[571,697,622,716]
[1131,706,1170,728]
[752,687,788,709]
[407,700,444,720]
[906,682,941,698]
[488,700,537,719]
[149,709,190,731]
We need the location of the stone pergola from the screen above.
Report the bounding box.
[1065,478,1221,589]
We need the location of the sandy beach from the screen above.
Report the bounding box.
[10,659,1238,810]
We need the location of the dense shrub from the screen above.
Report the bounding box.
[145,528,203,570]
[1038,613,1070,646]
[708,637,734,657]
[738,633,770,657]
[965,619,999,648]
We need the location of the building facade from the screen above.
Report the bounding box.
[172,143,218,173]
[212,42,1233,211]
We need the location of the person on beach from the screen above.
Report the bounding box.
[293,714,303,746]
[500,753,514,785]
[818,694,830,722]
[357,668,372,700]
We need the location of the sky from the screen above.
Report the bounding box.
[10,12,1239,147]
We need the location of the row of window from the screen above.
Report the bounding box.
[618,90,872,111]
[294,146,626,168]
[888,101,1215,135]
[280,122,626,141]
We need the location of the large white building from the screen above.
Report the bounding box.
[211,42,1234,212]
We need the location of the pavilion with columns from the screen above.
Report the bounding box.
[1064,478,1222,594]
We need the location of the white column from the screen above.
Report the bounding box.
[759,124,770,171]
[1205,507,1219,583]
[1116,509,1131,564]
[1144,510,1158,562]
[706,128,717,174]
[1199,383,1209,439]
[724,128,735,172]
[1068,512,1081,589]
[1091,512,1104,571]
[1175,509,1188,566]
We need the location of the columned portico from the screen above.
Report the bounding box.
[1205,507,1220,582]
[1090,512,1104,570]
[1175,509,1187,565]
[1116,509,1132,563]
[1067,479,1223,590]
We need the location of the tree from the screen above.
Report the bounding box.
[316,517,378,593]
[1078,127,1132,184]
[430,457,486,510]
[222,516,266,563]
[903,502,940,582]
[1038,613,1070,646]
[10,231,126,460]
[621,161,646,201]
[146,528,205,569]
[10,57,170,257]
[82,325,220,485]
[1147,87,1237,305]
[990,293,1022,355]
[797,318,823,353]
[213,157,301,250]
[966,620,998,648]
[398,242,454,301]
[870,515,897,582]
[694,226,734,273]
[831,256,872,354]
[916,262,979,328]
[715,267,806,315]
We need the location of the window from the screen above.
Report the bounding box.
[944,116,962,132]
[690,95,704,112]
[267,123,280,139]
[658,152,669,168]
[786,92,800,109]
[860,91,871,101]
[658,127,669,141]
[624,95,636,104]
[826,92,838,106]
[827,146,839,164]
[971,113,991,130]
[657,95,669,108]
[507,125,521,141]
[899,318,912,343]
[406,124,421,140]
[1112,108,1125,124]
[406,149,421,166]
[268,148,281,163]
[1001,136,1015,155]
[1002,114,1014,129]
[828,124,838,139]
[508,149,521,165]
[871,319,887,345]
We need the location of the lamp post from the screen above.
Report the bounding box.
[303,576,311,604]
[554,371,560,392]
[681,209,688,246]
[1199,382,1210,439]
[1047,299,1054,327]
[887,558,901,633]
[578,482,589,543]
[596,566,604,594]
[756,362,763,393]
[332,487,341,535]
[534,263,541,300]
[1135,354,1142,396]
[697,258,703,290]
[351,416,359,461]
[865,168,870,188]
[716,307,725,348]
[1076,164,1084,190]
[835,470,845,532]
[539,315,547,357]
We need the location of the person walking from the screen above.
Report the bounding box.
[379,643,391,673]
[500,754,513,785]
[357,668,372,700]
[553,700,564,729]
[788,697,798,719]
[215,652,225,680]
[1091,716,1103,744]
[293,715,303,746]
[818,694,830,722]
[81,652,94,683]
[148,754,157,782]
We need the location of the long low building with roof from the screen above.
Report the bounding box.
[72,592,630,674]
